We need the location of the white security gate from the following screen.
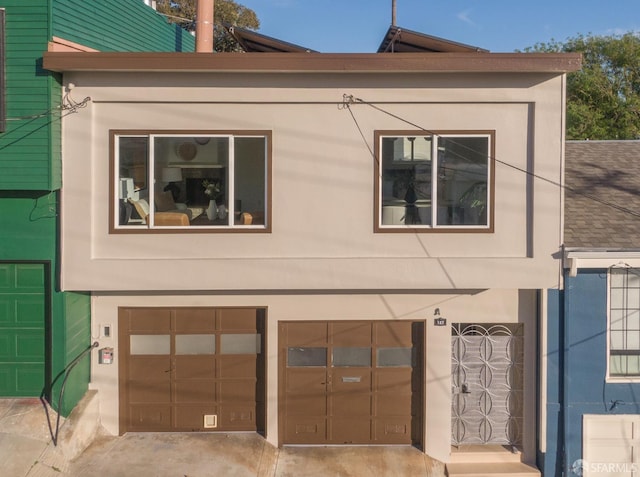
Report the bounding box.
[451,323,523,446]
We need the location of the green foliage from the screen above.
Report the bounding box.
[525,33,640,140]
[156,0,260,52]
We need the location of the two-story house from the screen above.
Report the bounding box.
[43,24,580,473]
[542,140,640,477]
[0,0,193,416]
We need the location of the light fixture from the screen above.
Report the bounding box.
[162,167,183,201]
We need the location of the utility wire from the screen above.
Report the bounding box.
[343,94,640,219]
[0,94,91,153]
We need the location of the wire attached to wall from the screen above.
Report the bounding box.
[343,93,640,220]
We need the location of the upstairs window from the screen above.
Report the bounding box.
[375,131,494,232]
[111,131,271,233]
[609,268,640,378]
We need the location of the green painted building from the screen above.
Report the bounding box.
[0,0,193,415]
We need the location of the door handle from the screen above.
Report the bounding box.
[461,383,471,394]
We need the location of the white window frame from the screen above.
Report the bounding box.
[374,130,494,232]
[607,267,640,382]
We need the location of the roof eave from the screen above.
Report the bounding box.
[43,51,582,74]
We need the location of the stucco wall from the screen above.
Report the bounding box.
[89,288,538,463]
[60,71,565,292]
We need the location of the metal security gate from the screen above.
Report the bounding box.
[0,263,46,396]
[279,320,424,447]
[119,307,265,434]
[451,323,523,446]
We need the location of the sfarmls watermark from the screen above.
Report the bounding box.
[572,459,639,475]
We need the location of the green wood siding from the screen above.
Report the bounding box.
[52,0,195,53]
[0,0,58,191]
[50,291,90,416]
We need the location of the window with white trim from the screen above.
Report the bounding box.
[375,131,493,231]
[112,131,270,232]
[609,268,640,377]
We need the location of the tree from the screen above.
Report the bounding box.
[525,33,640,140]
[156,0,260,52]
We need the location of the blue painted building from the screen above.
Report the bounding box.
[541,140,640,477]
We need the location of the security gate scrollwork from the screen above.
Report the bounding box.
[451,323,523,446]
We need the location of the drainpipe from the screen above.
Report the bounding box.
[196,0,214,53]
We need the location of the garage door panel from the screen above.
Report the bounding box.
[374,417,411,443]
[16,331,45,360]
[174,308,216,332]
[285,322,327,346]
[15,366,44,394]
[376,368,411,388]
[14,265,45,289]
[175,404,218,429]
[15,297,45,326]
[331,322,371,346]
[129,380,171,402]
[220,379,256,402]
[375,322,413,347]
[376,392,411,417]
[331,392,371,416]
[174,380,216,403]
[330,417,372,443]
[219,355,256,378]
[0,299,12,325]
[174,356,216,379]
[286,368,326,393]
[286,393,327,415]
[332,368,370,391]
[285,417,327,443]
[0,334,13,358]
[125,309,172,332]
[129,404,172,430]
[219,308,258,331]
[129,357,171,380]
[220,405,256,429]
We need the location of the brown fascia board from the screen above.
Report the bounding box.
[42,51,582,74]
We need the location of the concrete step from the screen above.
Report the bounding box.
[446,462,541,477]
[449,445,522,464]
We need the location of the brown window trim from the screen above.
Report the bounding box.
[373,129,495,234]
[109,129,272,234]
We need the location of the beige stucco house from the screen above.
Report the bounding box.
[43,27,580,473]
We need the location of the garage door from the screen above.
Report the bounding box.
[0,263,46,396]
[119,307,265,434]
[279,320,424,446]
[583,414,640,477]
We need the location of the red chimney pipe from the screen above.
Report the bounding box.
[196,0,214,53]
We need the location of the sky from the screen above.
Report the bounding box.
[235,0,640,53]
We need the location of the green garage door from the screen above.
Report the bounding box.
[0,264,45,396]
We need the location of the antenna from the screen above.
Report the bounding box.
[392,0,397,26]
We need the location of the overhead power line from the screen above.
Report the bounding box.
[342,94,640,219]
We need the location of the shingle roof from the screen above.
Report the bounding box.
[564,140,640,248]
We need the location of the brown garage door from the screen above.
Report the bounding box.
[119,307,265,434]
[279,320,424,446]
